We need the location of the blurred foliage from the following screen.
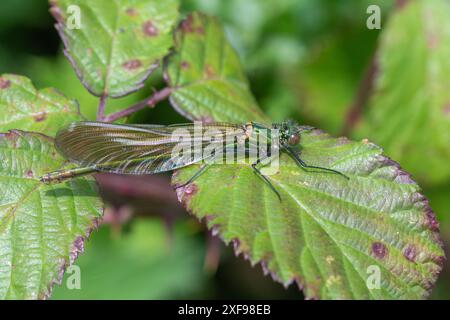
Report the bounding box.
[1,0,449,299]
[51,219,206,299]
[26,54,156,121]
[355,0,450,185]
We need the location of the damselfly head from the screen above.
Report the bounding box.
[277,120,315,146]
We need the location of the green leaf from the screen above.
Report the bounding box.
[355,0,450,185]
[174,132,444,299]
[0,131,103,299]
[164,12,268,123]
[167,8,444,300]
[51,219,206,299]
[26,54,152,121]
[0,74,82,136]
[50,0,179,97]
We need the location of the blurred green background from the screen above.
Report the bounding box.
[1,0,449,299]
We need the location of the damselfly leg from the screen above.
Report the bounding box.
[174,164,210,190]
[251,156,281,201]
[284,146,349,180]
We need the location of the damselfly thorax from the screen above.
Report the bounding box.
[40,121,348,200]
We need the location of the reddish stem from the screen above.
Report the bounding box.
[97,93,107,121]
[342,55,378,136]
[103,87,172,122]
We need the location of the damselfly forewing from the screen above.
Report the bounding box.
[40,121,349,200]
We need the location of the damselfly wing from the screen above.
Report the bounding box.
[41,121,348,200]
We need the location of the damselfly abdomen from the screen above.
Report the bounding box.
[40,121,348,200]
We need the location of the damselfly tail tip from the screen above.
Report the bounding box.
[39,173,53,184]
[39,172,60,184]
[39,171,69,184]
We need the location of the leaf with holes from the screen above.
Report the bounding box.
[0,131,103,299]
[173,130,444,299]
[0,74,82,136]
[164,12,268,123]
[50,0,179,97]
[354,0,450,185]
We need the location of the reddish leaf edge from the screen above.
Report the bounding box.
[0,130,105,300]
[171,134,445,300]
[49,2,162,99]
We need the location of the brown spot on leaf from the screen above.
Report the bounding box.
[122,59,142,71]
[125,7,137,16]
[204,64,216,78]
[180,15,195,33]
[4,131,19,148]
[180,15,204,34]
[142,20,159,37]
[443,103,450,115]
[0,77,11,89]
[26,170,34,178]
[86,47,93,57]
[428,33,439,49]
[403,245,417,262]
[372,242,388,259]
[33,112,47,122]
[195,26,205,34]
[181,61,190,69]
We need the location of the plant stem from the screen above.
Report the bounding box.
[342,55,378,136]
[103,87,172,122]
[395,0,410,9]
[97,93,107,121]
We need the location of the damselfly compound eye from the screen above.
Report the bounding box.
[288,133,300,146]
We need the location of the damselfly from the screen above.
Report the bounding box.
[40,121,349,200]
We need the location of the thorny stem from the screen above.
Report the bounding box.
[342,54,378,136]
[97,93,107,121]
[103,87,173,122]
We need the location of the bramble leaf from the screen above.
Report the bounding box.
[355,0,450,185]
[50,0,179,97]
[26,54,151,121]
[169,12,444,300]
[174,130,444,299]
[0,74,82,136]
[0,131,103,299]
[164,12,268,123]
